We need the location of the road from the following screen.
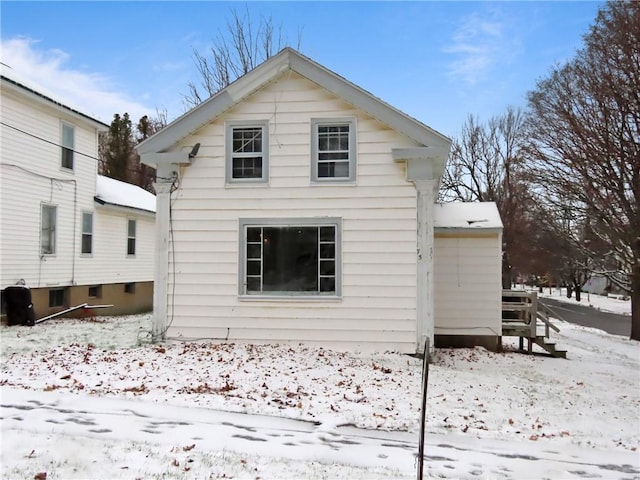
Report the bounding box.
[539,296,631,337]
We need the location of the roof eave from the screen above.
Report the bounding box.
[136,48,451,156]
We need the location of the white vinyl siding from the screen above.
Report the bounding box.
[225,120,269,184]
[160,72,421,352]
[434,234,502,336]
[311,117,356,183]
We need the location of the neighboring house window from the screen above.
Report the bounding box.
[41,204,57,255]
[49,288,66,308]
[127,219,136,255]
[61,123,75,170]
[225,121,269,183]
[239,218,341,297]
[311,118,356,182]
[81,212,93,254]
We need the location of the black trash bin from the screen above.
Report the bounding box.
[4,285,36,326]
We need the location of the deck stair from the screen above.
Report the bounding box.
[502,290,567,358]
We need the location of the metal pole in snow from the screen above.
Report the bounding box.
[417,338,430,480]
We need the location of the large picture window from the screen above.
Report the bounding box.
[127,219,136,255]
[226,120,269,184]
[239,218,342,297]
[311,118,356,183]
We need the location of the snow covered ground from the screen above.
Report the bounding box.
[527,285,631,316]
[1,312,639,479]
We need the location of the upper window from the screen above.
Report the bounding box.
[41,204,57,255]
[81,212,93,254]
[225,121,269,184]
[127,219,136,256]
[311,118,356,183]
[61,123,75,170]
[239,218,341,298]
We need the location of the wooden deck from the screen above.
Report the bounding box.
[502,290,566,358]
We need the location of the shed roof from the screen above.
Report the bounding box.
[137,47,450,159]
[434,202,503,230]
[95,175,156,213]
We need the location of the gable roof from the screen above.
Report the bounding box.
[137,48,450,157]
[94,175,156,213]
[434,202,503,230]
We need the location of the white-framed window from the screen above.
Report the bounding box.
[225,120,269,184]
[239,218,342,298]
[81,212,93,255]
[311,118,356,183]
[127,219,136,256]
[61,122,75,170]
[40,204,57,255]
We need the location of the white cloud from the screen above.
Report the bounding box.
[444,11,517,86]
[0,37,154,124]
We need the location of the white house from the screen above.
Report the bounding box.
[0,66,155,321]
[138,48,503,354]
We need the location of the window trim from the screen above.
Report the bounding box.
[127,219,136,256]
[225,120,269,184]
[61,122,75,171]
[238,217,342,299]
[40,203,57,256]
[310,117,357,183]
[81,211,93,255]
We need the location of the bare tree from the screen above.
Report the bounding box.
[525,1,639,340]
[183,7,301,108]
[441,107,533,288]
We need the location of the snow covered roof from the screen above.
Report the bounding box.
[95,175,156,213]
[0,63,108,129]
[434,202,503,230]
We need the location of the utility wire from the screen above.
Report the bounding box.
[1,121,101,161]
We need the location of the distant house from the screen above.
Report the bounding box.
[138,48,503,353]
[1,66,155,321]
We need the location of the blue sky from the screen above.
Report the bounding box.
[1,1,603,138]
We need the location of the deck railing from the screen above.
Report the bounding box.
[502,290,538,338]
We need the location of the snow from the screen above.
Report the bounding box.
[434,202,503,229]
[95,175,156,213]
[1,313,639,479]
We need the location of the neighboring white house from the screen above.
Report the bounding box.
[0,66,155,321]
[138,48,502,354]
